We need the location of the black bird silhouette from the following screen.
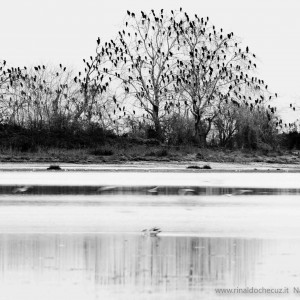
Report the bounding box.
[97,37,100,45]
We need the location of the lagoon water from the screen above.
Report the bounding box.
[1,170,300,299]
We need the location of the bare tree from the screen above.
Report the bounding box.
[1,64,78,129]
[0,61,29,124]
[76,38,112,125]
[173,11,275,145]
[107,9,179,139]
[213,102,238,147]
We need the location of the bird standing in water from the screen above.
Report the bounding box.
[142,227,161,237]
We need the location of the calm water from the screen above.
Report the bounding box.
[1,171,300,299]
[0,234,263,300]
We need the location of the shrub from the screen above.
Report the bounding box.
[280,131,300,150]
[0,121,114,150]
[163,114,196,145]
[146,148,168,157]
[234,106,278,150]
[91,148,114,156]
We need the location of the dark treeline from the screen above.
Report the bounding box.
[0,9,298,152]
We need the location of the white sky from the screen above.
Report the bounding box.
[1,0,299,121]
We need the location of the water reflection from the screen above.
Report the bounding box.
[0,234,263,300]
[1,185,300,196]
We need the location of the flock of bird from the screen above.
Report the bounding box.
[0,8,296,131]
[91,8,281,126]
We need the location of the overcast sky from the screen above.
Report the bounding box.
[1,0,299,121]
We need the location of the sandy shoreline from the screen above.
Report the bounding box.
[0,161,299,172]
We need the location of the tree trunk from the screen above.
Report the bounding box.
[152,104,163,140]
[194,116,208,147]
